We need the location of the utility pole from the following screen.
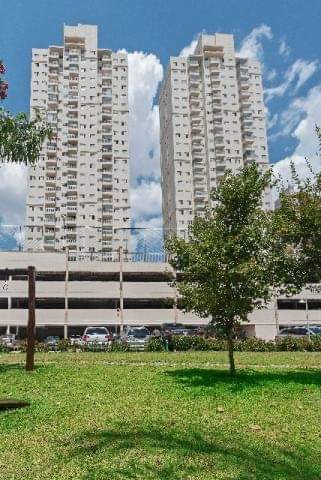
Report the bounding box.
[173,269,178,325]
[119,245,124,333]
[26,266,36,371]
[306,299,310,340]
[64,246,69,339]
[273,291,279,337]
[6,275,11,335]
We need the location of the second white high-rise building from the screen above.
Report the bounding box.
[159,33,271,236]
[26,24,130,253]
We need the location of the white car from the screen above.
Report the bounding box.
[82,327,112,345]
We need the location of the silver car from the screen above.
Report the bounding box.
[0,334,16,351]
[121,326,150,350]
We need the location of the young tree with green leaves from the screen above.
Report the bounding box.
[0,59,51,165]
[167,164,300,375]
[275,129,321,284]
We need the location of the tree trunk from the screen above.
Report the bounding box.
[227,332,236,376]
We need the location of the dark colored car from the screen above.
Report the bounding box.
[277,326,317,338]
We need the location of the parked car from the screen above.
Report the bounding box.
[120,326,151,350]
[69,335,82,346]
[277,326,318,338]
[82,327,112,345]
[161,323,190,337]
[44,336,60,350]
[0,334,16,351]
[309,326,321,335]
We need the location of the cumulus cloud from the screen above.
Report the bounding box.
[237,24,272,61]
[126,51,163,184]
[273,85,321,184]
[265,59,319,102]
[129,215,163,253]
[131,180,162,222]
[179,37,198,57]
[0,163,27,225]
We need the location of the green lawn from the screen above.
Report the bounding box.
[1,351,321,479]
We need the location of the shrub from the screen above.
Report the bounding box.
[147,337,166,352]
[35,341,50,353]
[0,343,10,353]
[206,338,228,351]
[57,339,71,352]
[109,341,130,352]
[234,338,276,352]
[276,336,309,352]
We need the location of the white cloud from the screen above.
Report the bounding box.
[131,180,162,221]
[279,39,291,58]
[265,59,319,101]
[124,50,163,184]
[129,215,163,253]
[237,24,272,61]
[179,37,198,57]
[266,68,277,82]
[273,85,321,185]
[0,163,27,225]
[266,111,279,130]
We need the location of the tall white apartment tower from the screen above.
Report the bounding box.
[159,33,271,236]
[26,24,130,253]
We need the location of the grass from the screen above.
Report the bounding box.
[1,351,321,479]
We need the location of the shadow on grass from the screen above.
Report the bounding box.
[165,368,321,393]
[68,426,321,480]
[0,363,25,374]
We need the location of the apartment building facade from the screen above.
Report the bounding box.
[26,24,130,253]
[159,33,271,236]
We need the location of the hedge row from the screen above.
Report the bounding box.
[147,335,321,352]
[1,335,321,353]
[0,340,130,353]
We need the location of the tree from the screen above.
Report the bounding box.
[0,59,51,165]
[275,129,321,284]
[0,60,8,100]
[166,164,300,375]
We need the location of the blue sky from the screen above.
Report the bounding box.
[1,0,321,235]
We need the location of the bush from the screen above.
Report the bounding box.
[7,334,321,354]
[147,337,166,352]
[56,339,71,352]
[275,336,321,352]
[109,341,130,352]
[205,338,228,351]
[0,343,10,353]
[234,338,276,352]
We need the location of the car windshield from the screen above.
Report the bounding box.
[310,327,321,334]
[86,328,108,335]
[47,336,59,341]
[128,328,149,338]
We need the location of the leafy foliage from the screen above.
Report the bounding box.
[166,164,300,374]
[0,60,8,100]
[0,58,51,165]
[275,128,321,284]
[0,109,51,165]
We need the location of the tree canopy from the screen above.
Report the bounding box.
[0,59,51,165]
[275,131,321,284]
[167,164,301,374]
